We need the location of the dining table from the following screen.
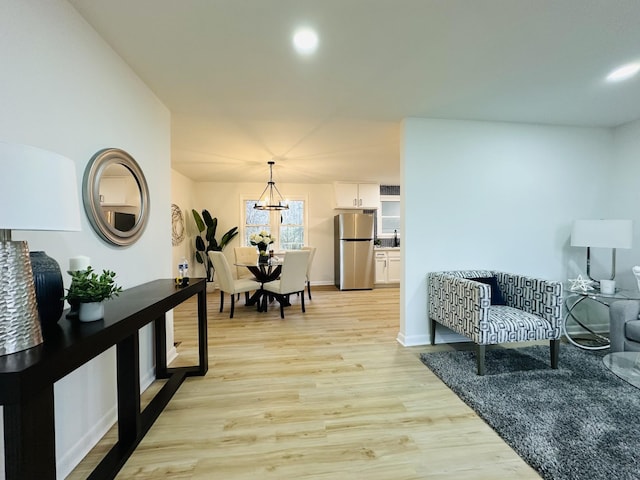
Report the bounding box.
[235,257,289,312]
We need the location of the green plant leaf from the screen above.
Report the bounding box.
[202,209,214,227]
[205,217,218,243]
[195,236,205,252]
[220,227,239,248]
[64,266,122,302]
[195,251,204,264]
[192,209,205,233]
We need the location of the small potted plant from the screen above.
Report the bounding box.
[64,266,123,322]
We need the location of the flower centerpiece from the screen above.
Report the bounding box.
[249,231,275,260]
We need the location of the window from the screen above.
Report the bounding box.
[242,197,307,251]
[378,195,400,237]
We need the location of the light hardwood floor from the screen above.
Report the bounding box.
[69,286,540,479]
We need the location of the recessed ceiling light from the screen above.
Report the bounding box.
[606,62,640,82]
[293,27,318,55]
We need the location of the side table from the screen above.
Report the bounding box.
[563,286,640,350]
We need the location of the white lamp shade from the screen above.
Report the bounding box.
[571,219,633,249]
[0,141,81,231]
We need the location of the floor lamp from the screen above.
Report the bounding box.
[571,219,633,284]
[0,141,81,356]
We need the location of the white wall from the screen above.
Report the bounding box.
[171,169,199,276]
[609,119,640,290]
[0,1,171,477]
[192,182,336,285]
[400,118,614,346]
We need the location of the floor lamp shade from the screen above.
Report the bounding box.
[0,141,81,355]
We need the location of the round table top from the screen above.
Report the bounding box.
[603,352,640,389]
[234,257,284,268]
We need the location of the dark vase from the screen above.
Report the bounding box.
[29,251,64,326]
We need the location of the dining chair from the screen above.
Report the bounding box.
[208,251,261,318]
[234,246,259,301]
[262,250,310,318]
[234,246,258,280]
[300,246,317,300]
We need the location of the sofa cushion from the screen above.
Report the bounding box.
[471,276,506,306]
[625,320,640,343]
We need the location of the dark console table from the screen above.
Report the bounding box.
[0,278,208,479]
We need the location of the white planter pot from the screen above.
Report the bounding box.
[78,301,104,322]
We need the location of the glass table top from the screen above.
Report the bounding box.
[603,352,640,389]
[564,285,640,300]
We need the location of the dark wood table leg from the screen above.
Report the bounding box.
[3,385,56,480]
[197,286,208,375]
[154,313,168,379]
[117,332,141,445]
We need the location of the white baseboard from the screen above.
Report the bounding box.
[397,329,470,347]
[57,363,157,478]
[166,345,178,366]
[311,280,336,286]
[396,332,429,346]
[57,405,117,479]
[140,365,155,393]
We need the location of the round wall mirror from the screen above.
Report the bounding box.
[83,148,150,246]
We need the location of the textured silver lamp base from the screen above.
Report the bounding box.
[0,240,43,356]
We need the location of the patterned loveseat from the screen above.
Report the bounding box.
[427,270,563,375]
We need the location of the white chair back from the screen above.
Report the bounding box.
[208,251,234,293]
[279,250,310,294]
[300,246,316,279]
[234,246,258,279]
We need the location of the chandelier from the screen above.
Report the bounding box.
[254,161,289,210]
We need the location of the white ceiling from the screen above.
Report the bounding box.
[68,0,640,184]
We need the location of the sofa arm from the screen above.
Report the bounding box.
[428,272,491,343]
[610,300,640,353]
[494,272,563,327]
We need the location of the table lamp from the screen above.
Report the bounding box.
[571,219,633,283]
[0,141,81,356]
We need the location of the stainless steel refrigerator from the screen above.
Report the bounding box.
[334,213,374,290]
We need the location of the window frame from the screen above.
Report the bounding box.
[240,194,309,251]
[377,194,401,238]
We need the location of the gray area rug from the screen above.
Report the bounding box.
[419,345,640,480]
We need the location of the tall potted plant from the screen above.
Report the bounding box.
[192,209,239,282]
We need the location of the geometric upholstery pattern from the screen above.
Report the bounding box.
[428,270,563,375]
[428,270,563,345]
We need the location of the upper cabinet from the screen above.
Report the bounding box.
[334,183,380,209]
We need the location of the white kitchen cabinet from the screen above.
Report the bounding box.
[374,249,400,285]
[334,183,380,209]
[374,252,387,284]
[387,250,401,283]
